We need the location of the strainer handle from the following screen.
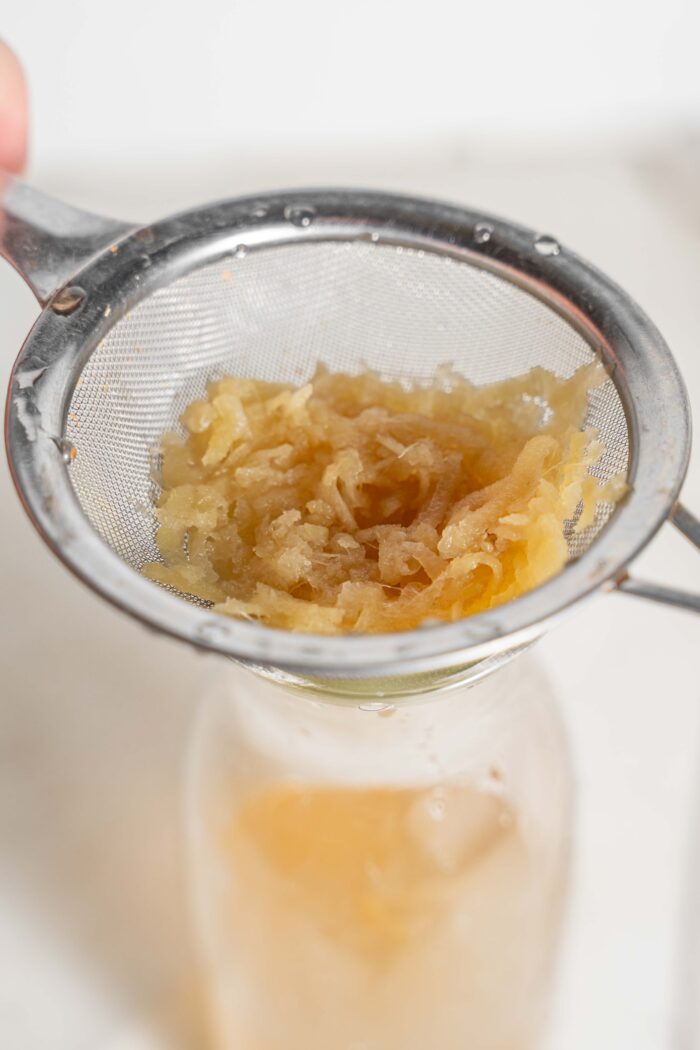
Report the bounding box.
[616,503,700,613]
[0,172,135,304]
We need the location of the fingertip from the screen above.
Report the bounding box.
[0,39,29,174]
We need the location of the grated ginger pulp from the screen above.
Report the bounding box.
[144,363,625,633]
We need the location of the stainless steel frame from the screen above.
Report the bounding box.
[3,176,698,678]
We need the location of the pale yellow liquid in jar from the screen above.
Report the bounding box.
[197,781,561,1050]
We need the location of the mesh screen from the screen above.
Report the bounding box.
[66,240,629,587]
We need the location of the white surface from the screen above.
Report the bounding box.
[2,0,700,167]
[1,143,699,1049]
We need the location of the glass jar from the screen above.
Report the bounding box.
[185,655,571,1050]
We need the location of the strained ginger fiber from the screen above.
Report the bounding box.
[145,362,625,633]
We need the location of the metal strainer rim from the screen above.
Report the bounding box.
[5,189,691,675]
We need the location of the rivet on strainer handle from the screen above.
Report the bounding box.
[2,172,698,684]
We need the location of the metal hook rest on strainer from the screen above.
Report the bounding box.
[2,174,698,692]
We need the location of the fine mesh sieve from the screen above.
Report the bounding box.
[3,183,699,689]
[66,242,628,571]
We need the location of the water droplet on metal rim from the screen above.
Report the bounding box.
[53,437,76,464]
[474,222,494,244]
[534,234,561,256]
[284,204,316,227]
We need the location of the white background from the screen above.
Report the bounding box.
[4,0,700,164]
[1,2,700,1048]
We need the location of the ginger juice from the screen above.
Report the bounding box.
[186,663,570,1050]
